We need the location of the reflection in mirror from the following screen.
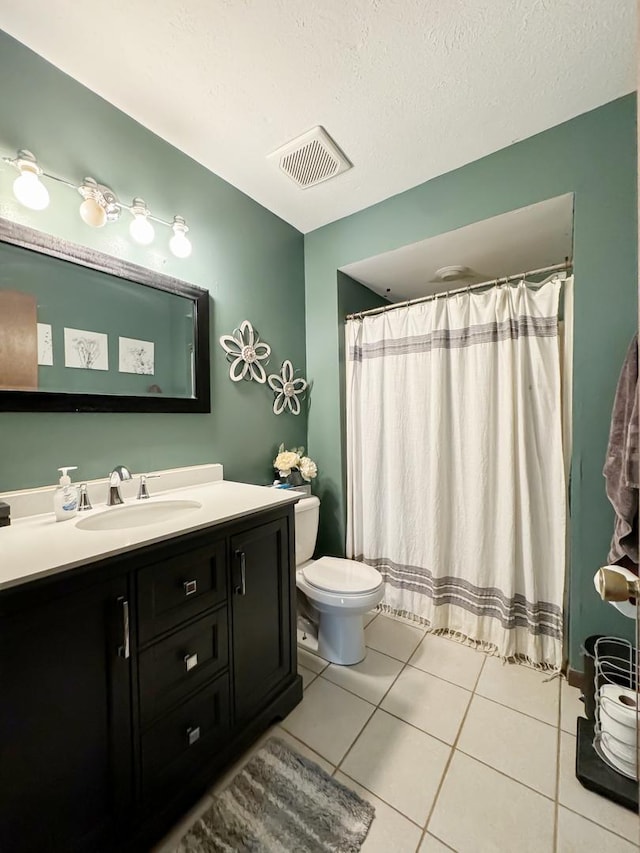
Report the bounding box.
[0,218,210,413]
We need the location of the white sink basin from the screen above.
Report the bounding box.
[76,500,202,531]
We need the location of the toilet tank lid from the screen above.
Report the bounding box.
[294,495,320,513]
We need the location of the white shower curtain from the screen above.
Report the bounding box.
[346,280,566,669]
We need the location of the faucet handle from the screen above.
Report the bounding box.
[137,473,160,500]
[78,483,93,512]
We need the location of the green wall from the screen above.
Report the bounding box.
[305,95,638,669]
[0,31,306,491]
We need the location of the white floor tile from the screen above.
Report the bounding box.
[365,615,425,662]
[341,709,450,826]
[297,645,329,674]
[381,666,471,745]
[151,791,214,852]
[475,656,559,725]
[409,633,485,690]
[429,751,555,853]
[558,732,639,843]
[334,771,423,853]
[364,610,379,627]
[560,678,586,735]
[298,664,317,690]
[418,834,455,852]
[323,648,404,705]
[457,694,557,797]
[281,677,374,765]
[556,806,639,852]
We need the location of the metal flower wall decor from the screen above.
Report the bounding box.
[219,320,271,383]
[268,359,308,416]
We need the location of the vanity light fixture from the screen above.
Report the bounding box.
[2,149,193,258]
[11,150,50,211]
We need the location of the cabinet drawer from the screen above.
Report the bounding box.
[139,608,228,726]
[138,539,227,643]
[140,673,230,801]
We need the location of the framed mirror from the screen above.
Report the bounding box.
[0,217,210,413]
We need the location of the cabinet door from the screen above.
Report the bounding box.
[0,574,132,853]
[231,517,293,722]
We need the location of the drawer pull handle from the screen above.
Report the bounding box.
[183,579,197,597]
[187,726,200,746]
[117,597,130,660]
[234,550,246,596]
[184,652,198,672]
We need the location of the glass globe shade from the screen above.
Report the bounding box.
[13,170,50,211]
[129,214,155,245]
[169,231,192,259]
[79,197,107,228]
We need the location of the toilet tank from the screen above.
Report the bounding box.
[294,495,320,566]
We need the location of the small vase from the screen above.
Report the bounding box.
[278,468,305,487]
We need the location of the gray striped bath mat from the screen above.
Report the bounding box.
[175,737,375,852]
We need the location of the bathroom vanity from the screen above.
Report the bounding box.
[0,471,302,853]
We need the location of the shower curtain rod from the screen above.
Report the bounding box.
[345,260,572,320]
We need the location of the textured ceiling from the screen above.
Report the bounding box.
[342,194,574,302]
[1,1,635,233]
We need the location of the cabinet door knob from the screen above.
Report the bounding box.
[184,652,198,672]
[183,579,197,597]
[234,550,247,596]
[186,726,200,746]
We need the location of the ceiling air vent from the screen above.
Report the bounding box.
[269,126,352,189]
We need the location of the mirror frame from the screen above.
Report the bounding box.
[0,217,210,413]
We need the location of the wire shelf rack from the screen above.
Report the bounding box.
[592,637,638,781]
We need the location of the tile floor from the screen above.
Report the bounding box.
[156,613,640,852]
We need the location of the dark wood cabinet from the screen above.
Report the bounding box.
[231,517,293,722]
[0,502,302,853]
[0,571,133,853]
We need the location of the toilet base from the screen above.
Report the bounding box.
[318,612,366,665]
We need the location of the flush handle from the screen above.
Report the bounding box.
[183,579,197,597]
[235,550,246,596]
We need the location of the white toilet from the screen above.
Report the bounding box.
[295,495,384,665]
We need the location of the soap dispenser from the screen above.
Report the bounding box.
[54,466,79,521]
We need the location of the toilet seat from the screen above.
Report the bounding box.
[302,556,381,594]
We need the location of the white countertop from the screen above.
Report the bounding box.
[0,480,300,591]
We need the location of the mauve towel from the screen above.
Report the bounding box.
[603,335,639,570]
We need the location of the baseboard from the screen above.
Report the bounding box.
[566,666,584,690]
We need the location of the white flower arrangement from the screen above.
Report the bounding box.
[298,457,317,481]
[273,443,318,481]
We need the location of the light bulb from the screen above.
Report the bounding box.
[169,217,192,258]
[169,232,192,258]
[13,169,50,211]
[129,213,155,245]
[79,197,107,228]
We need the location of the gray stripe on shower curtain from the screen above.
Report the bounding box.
[350,314,557,362]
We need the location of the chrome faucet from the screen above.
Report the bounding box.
[107,465,132,506]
